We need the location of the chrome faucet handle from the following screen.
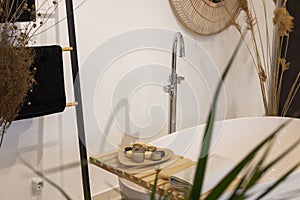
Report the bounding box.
[177,75,185,84]
[163,84,174,93]
[168,73,176,83]
[163,85,169,93]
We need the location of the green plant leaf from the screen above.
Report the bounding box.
[205,122,289,199]
[237,138,275,196]
[189,31,245,200]
[227,172,248,199]
[225,119,300,199]
[151,169,161,200]
[239,131,300,198]
[255,162,300,199]
[260,136,300,176]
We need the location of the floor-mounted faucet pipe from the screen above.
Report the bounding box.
[163,32,185,134]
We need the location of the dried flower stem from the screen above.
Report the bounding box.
[245,5,269,114]
[237,0,296,116]
[262,0,272,89]
[250,0,268,72]
[272,37,284,114]
[281,72,300,116]
[249,0,275,114]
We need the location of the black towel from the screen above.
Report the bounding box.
[16,45,66,120]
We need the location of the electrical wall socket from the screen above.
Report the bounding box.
[31,178,44,191]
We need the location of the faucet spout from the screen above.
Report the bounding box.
[171,32,185,73]
[163,32,185,134]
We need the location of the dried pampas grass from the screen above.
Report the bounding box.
[273,7,294,36]
[233,0,298,116]
[0,37,34,146]
[0,0,58,146]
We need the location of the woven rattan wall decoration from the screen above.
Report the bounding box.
[169,0,242,36]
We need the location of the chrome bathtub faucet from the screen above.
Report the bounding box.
[163,32,185,134]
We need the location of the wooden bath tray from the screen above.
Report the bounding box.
[89,148,197,199]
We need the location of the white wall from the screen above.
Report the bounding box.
[0,0,271,199]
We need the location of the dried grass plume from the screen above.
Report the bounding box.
[0,27,34,146]
[273,7,294,36]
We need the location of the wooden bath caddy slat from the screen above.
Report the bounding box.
[89,148,196,199]
[90,149,240,199]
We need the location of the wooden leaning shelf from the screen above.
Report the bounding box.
[89,148,197,200]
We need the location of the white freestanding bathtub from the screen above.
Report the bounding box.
[119,116,300,199]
